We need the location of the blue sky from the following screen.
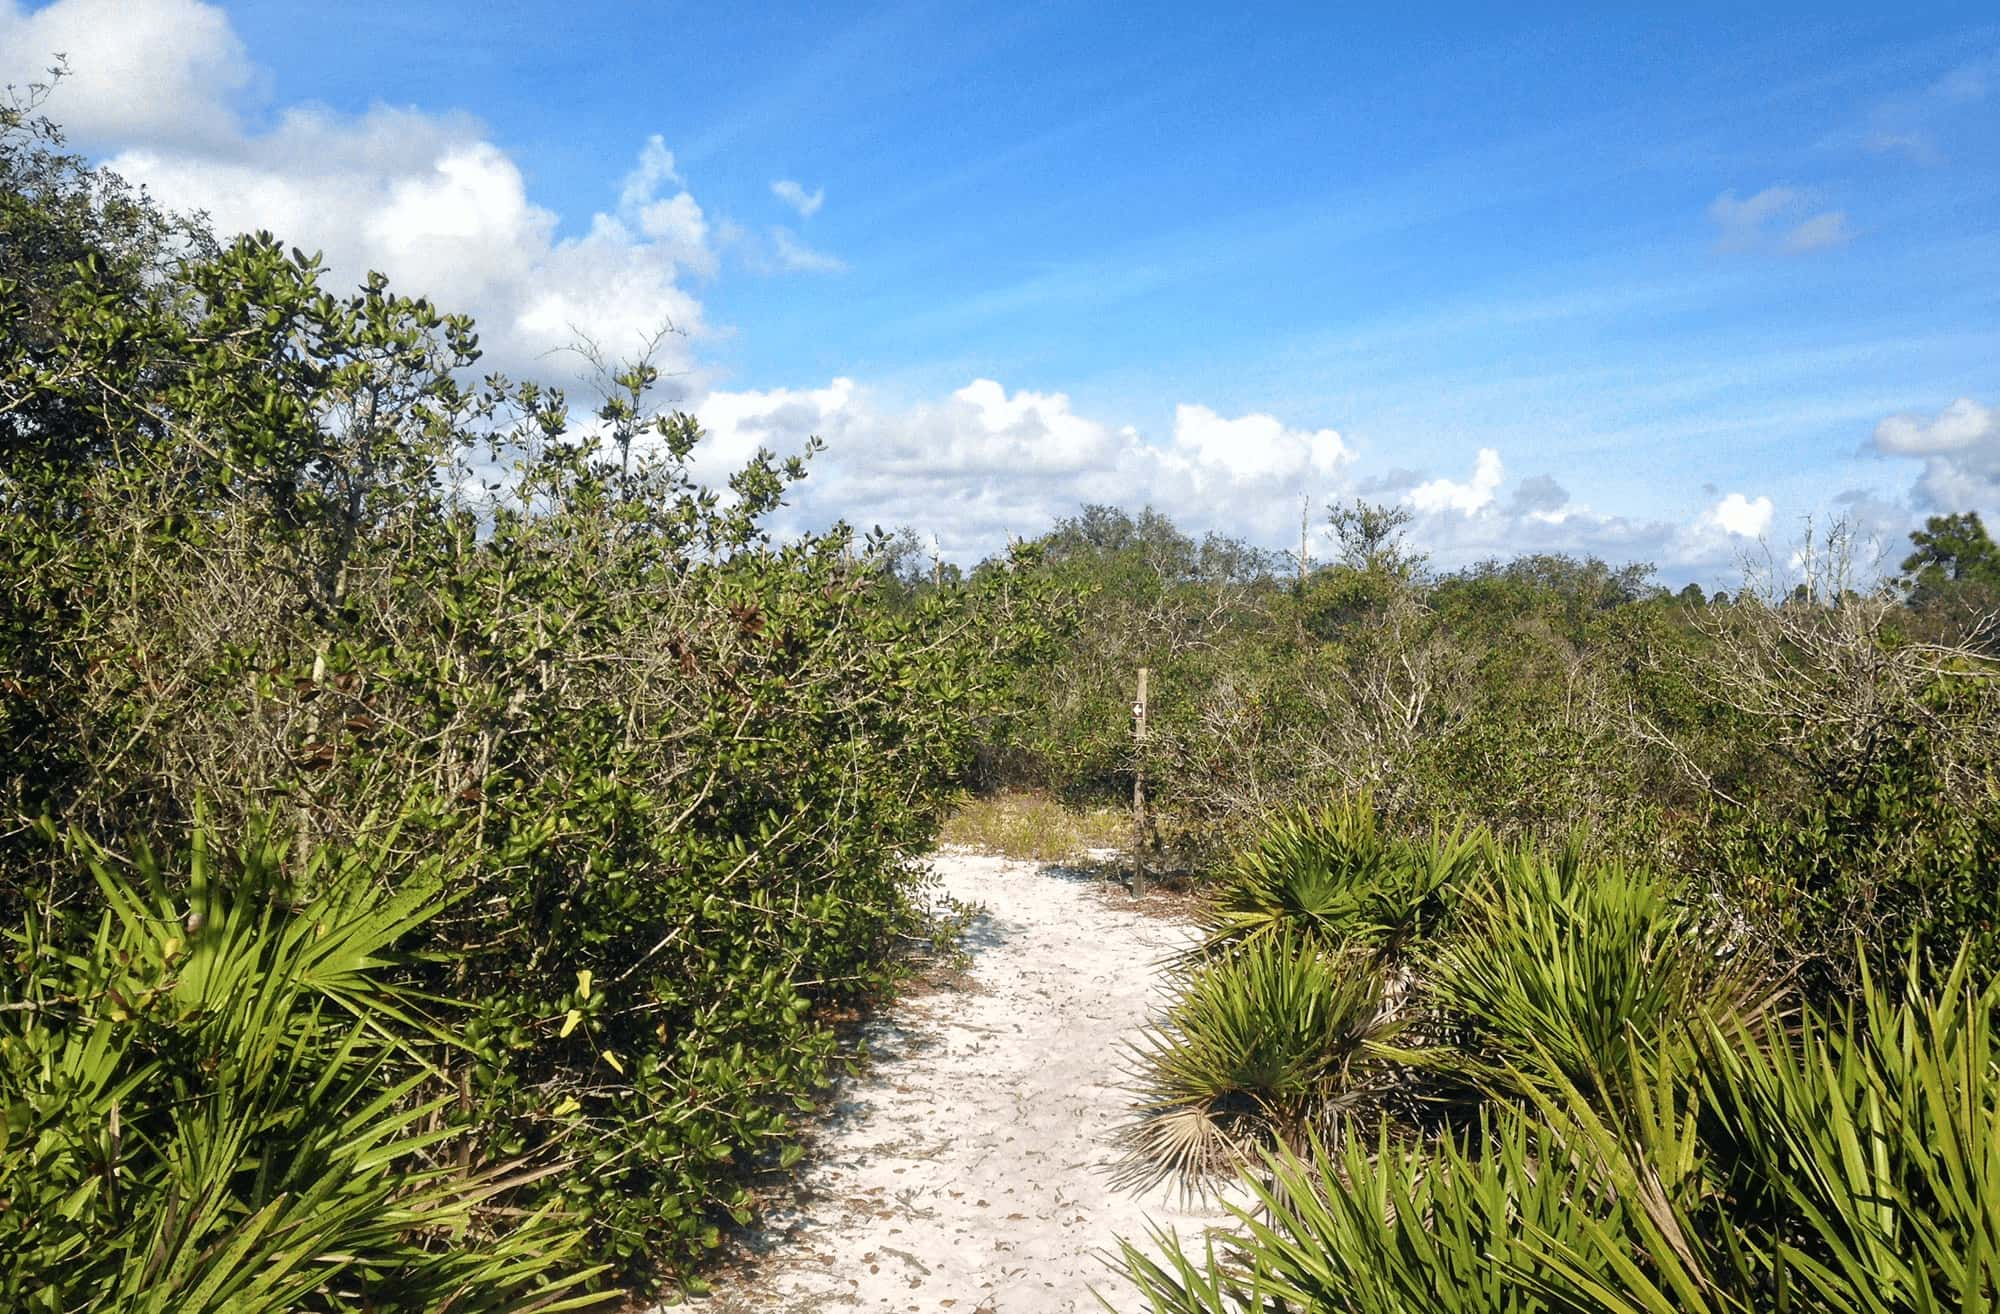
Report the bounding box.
[5,1,1998,583]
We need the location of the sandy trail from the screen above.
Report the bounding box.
[699,849,1239,1313]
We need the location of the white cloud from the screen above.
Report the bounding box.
[1873,397,2000,511]
[770,178,824,218]
[683,377,1770,583]
[688,378,1365,555]
[1707,185,1849,255]
[1409,448,1503,514]
[619,135,681,210]
[1349,459,1774,582]
[113,114,714,382]
[9,1,715,384]
[1701,492,1775,538]
[769,226,846,274]
[1781,210,1851,253]
[0,0,250,147]
[1875,397,1996,456]
[8,0,1820,588]
[1167,405,1351,484]
[617,135,714,273]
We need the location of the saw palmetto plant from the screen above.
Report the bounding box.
[1117,931,1405,1193]
[1115,813,2000,1312]
[1193,801,1483,963]
[0,821,606,1314]
[1428,841,1778,1106]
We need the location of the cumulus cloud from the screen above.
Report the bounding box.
[687,378,1361,555]
[1707,185,1851,254]
[0,0,251,147]
[1873,397,2000,510]
[8,0,1808,587]
[683,375,1773,583]
[1700,492,1775,538]
[1508,474,1572,522]
[1832,487,1917,547]
[1410,448,1503,514]
[1875,397,1997,456]
[1350,450,1774,581]
[770,178,824,218]
[12,0,713,386]
[1167,405,1351,484]
[114,118,714,382]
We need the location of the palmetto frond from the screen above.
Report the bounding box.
[1192,800,1482,966]
[1117,932,1404,1194]
[0,821,608,1313]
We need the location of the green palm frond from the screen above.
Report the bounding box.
[1118,932,1403,1193]
[0,819,609,1314]
[1113,931,2000,1314]
[1193,801,1483,965]
[1429,841,1776,1104]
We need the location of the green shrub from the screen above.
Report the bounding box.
[0,106,1055,1295]
[1704,731,2000,1001]
[1115,854,2000,1312]
[1117,1118,1630,1314]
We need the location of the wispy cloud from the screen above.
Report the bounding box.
[1825,49,1998,166]
[1933,55,1992,105]
[770,178,824,218]
[770,226,846,273]
[1859,128,1940,164]
[1708,185,1802,250]
[1781,210,1852,253]
[1707,185,1851,254]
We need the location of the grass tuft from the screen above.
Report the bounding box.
[938,791,1130,863]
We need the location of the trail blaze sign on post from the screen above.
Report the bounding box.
[1132,666,1149,898]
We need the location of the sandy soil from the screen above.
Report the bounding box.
[693,849,1240,1314]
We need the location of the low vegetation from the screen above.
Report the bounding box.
[961,419,2000,1311]
[938,790,1129,864]
[1112,815,2000,1311]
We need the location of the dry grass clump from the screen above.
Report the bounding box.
[939,791,1130,863]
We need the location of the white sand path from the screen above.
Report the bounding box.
[697,848,1240,1313]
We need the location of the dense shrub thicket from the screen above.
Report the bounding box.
[978,475,2000,1308]
[0,100,1051,1305]
[982,501,2000,996]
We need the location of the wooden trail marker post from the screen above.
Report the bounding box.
[1132,667,1149,898]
